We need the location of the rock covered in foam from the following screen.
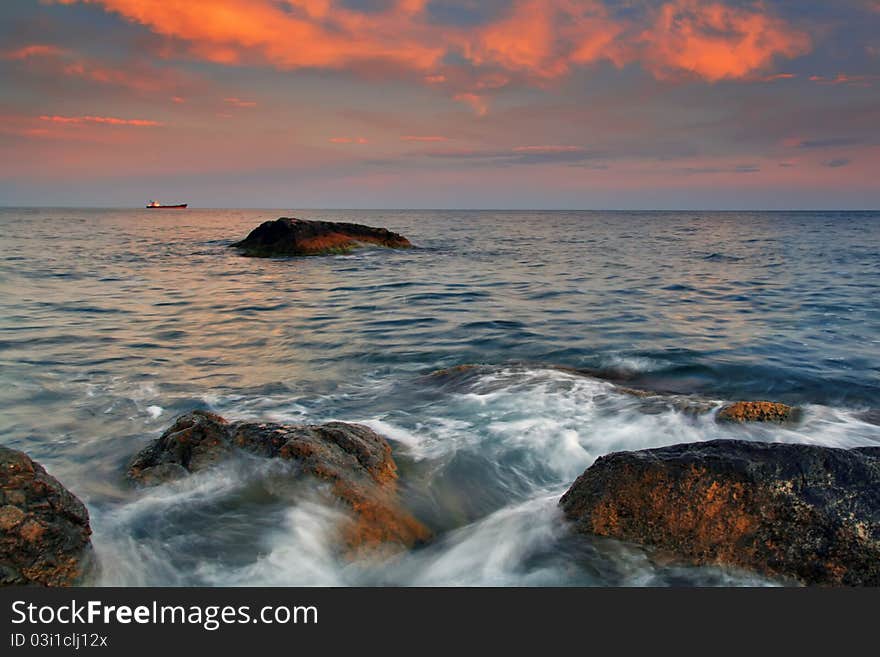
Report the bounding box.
[128,410,430,552]
[0,446,93,587]
[559,440,880,585]
[231,217,412,257]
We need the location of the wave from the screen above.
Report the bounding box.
[703,252,744,262]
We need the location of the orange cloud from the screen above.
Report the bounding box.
[639,1,811,82]
[53,0,445,71]
[462,0,624,80]
[51,0,813,106]
[39,115,163,126]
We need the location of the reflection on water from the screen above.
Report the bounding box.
[0,208,878,586]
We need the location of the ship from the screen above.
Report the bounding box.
[146,200,187,209]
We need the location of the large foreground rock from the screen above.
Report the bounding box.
[0,447,92,586]
[559,440,880,585]
[231,217,412,257]
[129,411,430,552]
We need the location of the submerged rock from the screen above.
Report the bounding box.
[559,440,880,585]
[716,401,797,424]
[129,411,430,552]
[426,362,798,421]
[0,446,93,587]
[231,217,412,257]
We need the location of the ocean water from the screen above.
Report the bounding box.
[1,208,878,586]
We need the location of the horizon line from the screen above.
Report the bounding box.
[1,206,878,213]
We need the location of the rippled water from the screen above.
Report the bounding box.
[1,208,878,586]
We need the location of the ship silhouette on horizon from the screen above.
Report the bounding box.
[146,200,187,209]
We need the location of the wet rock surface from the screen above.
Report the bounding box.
[129,411,430,552]
[559,440,880,585]
[716,401,798,424]
[0,446,93,587]
[231,217,412,257]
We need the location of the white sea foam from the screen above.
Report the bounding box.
[397,494,571,586]
[90,365,879,587]
[195,501,349,587]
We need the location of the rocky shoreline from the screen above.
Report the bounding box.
[2,364,878,587]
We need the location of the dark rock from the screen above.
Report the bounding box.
[559,440,880,585]
[129,410,430,552]
[231,217,412,257]
[0,447,93,587]
[716,401,798,424]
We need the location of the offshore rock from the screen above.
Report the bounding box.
[231,217,412,257]
[0,446,93,587]
[129,411,430,552]
[559,440,880,585]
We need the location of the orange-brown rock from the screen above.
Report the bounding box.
[1,447,93,587]
[559,440,880,586]
[128,411,430,552]
[716,401,798,423]
[231,217,412,257]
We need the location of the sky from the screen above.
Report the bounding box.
[0,0,878,209]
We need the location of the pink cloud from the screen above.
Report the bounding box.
[513,145,582,153]
[453,93,488,116]
[3,41,189,94]
[810,73,878,86]
[1,44,69,60]
[329,137,368,144]
[224,97,257,108]
[401,135,449,142]
[760,72,797,82]
[39,115,163,126]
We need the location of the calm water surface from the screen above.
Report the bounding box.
[1,208,878,585]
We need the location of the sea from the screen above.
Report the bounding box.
[1,208,878,586]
